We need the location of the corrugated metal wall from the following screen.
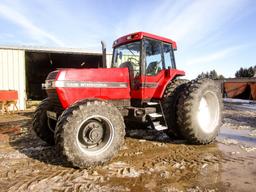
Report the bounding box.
[0,49,26,110]
[106,54,112,67]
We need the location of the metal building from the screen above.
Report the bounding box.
[0,45,111,110]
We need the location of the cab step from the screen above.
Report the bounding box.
[147,112,167,131]
[145,102,159,106]
[148,113,163,118]
[145,102,168,131]
[153,121,168,131]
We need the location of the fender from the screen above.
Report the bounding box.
[154,69,185,98]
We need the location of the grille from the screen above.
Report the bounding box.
[46,89,63,112]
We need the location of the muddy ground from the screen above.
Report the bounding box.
[0,103,255,192]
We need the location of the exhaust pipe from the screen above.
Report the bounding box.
[101,41,107,68]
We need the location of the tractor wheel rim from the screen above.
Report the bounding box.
[197,91,220,133]
[77,115,114,156]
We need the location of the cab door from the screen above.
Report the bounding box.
[130,39,177,100]
[141,38,166,99]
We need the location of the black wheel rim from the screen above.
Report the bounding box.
[76,115,114,155]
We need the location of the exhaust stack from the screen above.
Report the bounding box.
[101,41,107,68]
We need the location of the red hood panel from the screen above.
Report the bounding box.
[54,68,131,109]
[58,68,129,82]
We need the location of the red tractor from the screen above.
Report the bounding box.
[33,32,223,168]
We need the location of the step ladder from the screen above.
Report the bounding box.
[144,101,168,131]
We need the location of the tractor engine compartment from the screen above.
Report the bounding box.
[45,68,131,109]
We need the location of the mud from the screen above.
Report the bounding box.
[0,106,255,192]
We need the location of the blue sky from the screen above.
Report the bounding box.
[0,0,256,79]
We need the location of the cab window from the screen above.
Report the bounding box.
[144,39,163,76]
[163,43,175,69]
[112,41,141,77]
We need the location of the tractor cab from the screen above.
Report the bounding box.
[111,32,184,99]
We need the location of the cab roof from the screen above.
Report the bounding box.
[113,32,177,50]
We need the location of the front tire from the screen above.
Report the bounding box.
[32,98,55,145]
[55,100,125,168]
[177,78,223,144]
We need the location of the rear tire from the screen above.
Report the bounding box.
[32,98,55,145]
[55,100,125,168]
[162,79,189,138]
[177,78,223,144]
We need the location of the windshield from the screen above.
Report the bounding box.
[112,41,141,75]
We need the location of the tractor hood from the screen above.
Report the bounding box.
[56,68,129,87]
[45,68,131,109]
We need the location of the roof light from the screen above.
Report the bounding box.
[127,36,132,40]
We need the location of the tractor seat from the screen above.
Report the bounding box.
[119,61,135,77]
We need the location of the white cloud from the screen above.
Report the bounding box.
[185,45,244,66]
[0,2,64,46]
[114,0,249,50]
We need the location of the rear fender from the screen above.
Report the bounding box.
[156,69,185,98]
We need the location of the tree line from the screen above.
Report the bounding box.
[198,65,256,79]
[197,70,225,80]
[235,65,256,78]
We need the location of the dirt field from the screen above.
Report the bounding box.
[0,103,255,192]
